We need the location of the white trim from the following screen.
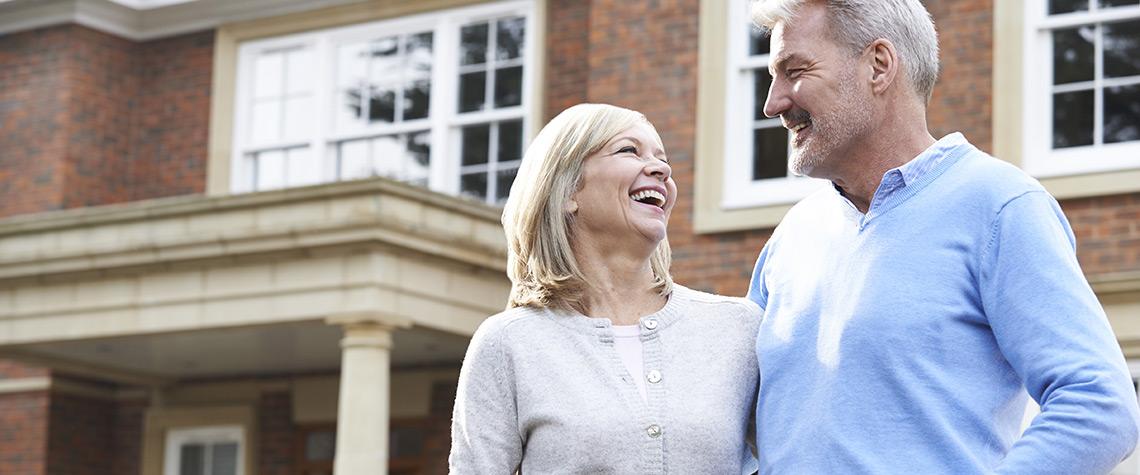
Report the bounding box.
[0,376,51,394]
[163,425,246,475]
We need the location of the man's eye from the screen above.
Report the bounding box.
[787,68,804,77]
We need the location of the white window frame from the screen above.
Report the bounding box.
[163,425,245,475]
[1022,1,1140,178]
[721,0,826,209]
[230,0,534,204]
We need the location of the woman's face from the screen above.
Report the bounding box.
[569,122,676,249]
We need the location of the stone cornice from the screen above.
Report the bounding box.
[1088,271,1140,295]
[0,178,508,281]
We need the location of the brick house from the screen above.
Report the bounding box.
[0,0,1137,473]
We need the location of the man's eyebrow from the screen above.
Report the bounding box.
[768,51,802,75]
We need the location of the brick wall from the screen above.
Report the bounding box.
[0,25,211,219]
[925,0,993,154]
[0,391,49,475]
[112,398,147,475]
[1063,192,1140,277]
[259,392,295,475]
[45,393,114,475]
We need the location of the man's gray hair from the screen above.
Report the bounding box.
[752,0,940,105]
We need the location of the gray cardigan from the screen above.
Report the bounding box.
[450,285,762,474]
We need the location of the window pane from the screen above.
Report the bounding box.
[370,37,401,84]
[1098,0,1137,8]
[462,125,490,166]
[1053,90,1095,148]
[250,100,282,145]
[407,131,432,175]
[753,127,789,180]
[496,17,526,60]
[495,168,518,203]
[305,430,336,462]
[336,42,369,89]
[373,135,403,178]
[390,426,424,458]
[1053,26,1094,85]
[339,139,372,179]
[337,88,366,129]
[754,69,773,120]
[257,150,286,190]
[1104,20,1140,78]
[459,72,486,112]
[1050,0,1090,14]
[494,66,523,108]
[1105,84,1140,143]
[286,49,313,95]
[253,53,284,99]
[406,33,434,80]
[460,23,488,66]
[404,80,430,120]
[460,173,488,200]
[749,24,770,56]
[287,147,320,187]
[211,443,238,475]
[497,120,523,163]
[180,444,205,475]
[283,96,312,140]
[369,86,396,123]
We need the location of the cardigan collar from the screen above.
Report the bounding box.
[549,285,693,340]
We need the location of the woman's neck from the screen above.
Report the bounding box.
[573,246,667,325]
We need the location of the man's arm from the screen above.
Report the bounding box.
[982,191,1140,474]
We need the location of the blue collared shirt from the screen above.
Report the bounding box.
[838,132,967,214]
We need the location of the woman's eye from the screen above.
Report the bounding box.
[618,146,638,154]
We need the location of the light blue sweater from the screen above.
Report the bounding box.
[748,137,1139,474]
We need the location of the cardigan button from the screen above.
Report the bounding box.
[643,318,659,330]
[646,370,662,383]
[647,424,662,437]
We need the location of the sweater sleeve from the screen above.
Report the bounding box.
[449,317,524,474]
[981,191,1140,475]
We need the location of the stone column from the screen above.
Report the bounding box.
[327,314,411,475]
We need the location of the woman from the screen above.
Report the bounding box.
[449,103,761,473]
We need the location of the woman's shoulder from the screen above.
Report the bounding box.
[672,285,764,320]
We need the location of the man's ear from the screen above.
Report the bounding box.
[867,38,899,96]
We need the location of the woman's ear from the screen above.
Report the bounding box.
[566,198,579,215]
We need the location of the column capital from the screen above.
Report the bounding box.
[325,312,413,329]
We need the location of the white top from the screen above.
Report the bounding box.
[612,324,647,403]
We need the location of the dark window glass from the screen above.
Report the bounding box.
[749,25,770,56]
[754,69,773,120]
[406,33,433,74]
[460,24,488,66]
[494,66,523,108]
[496,168,518,203]
[1053,26,1095,85]
[1098,0,1137,8]
[390,426,424,458]
[1050,0,1090,14]
[404,80,430,120]
[305,430,336,462]
[753,127,789,180]
[407,131,431,167]
[498,120,523,163]
[211,443,238,475]
[496,17,526,60]
[462,125,490,166]
[180,444,205,475]
[1104,20,1140,78]
[1105,84,1140,143]
[369,87,396,122]
[1053,90,1095,148]
[458,72,486,112]
[461,173,488,200]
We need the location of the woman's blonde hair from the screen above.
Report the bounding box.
[501,103,674,311]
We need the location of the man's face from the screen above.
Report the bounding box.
[764,2,872,179]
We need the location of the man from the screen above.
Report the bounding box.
[747,0,1140,473]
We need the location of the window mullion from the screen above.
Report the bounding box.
[1094,22,1104,146]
